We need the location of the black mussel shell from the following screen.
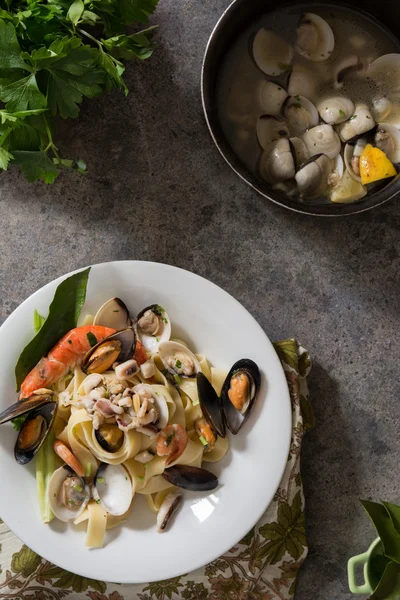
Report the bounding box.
[196,372,225,438]
[15,401,57,465]
[0,393,53,425]
[81,327,136,374]
[221,359,261,435]
[163,465,218,491]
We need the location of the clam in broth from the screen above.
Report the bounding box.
[218,4,400,204]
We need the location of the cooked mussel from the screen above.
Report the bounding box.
[221,359,261,435]
[136,304,171,354]
[14,400,57,465]
[196,372,225,438]
[162,465,218,491]
[194,417,217,451]
[93,463,133,516]
[93,297,132,329]
[81,328,136,374]
[95,423,124,453]
[0,391,53,425]
[47,465,91,522]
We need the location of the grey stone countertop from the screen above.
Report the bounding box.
[1,1,399,598]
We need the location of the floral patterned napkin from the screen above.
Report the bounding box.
[0,339,313,600]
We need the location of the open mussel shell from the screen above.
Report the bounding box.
[93,297,132,330]
[163,465,218,491]
[93,463,133,516]
[221,359,261,435]
[95,424,124,453]
[196,372,225,438]
[15,401,57,465]
[0,392,53,425]
[81,328,136,374]
[47,465,91,522]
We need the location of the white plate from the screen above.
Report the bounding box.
[0,261,291,583]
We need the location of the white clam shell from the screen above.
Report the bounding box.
[136,305,171,354]
[258,138,296,184]
[334,55,364,89]
[295,154,332,198]
[295,13,335,62]
[328,154,344,189]
[93,298,131,330]
[93,463,133,516]
[367,54,400,92]
[303,124,341,159]
[256,116,289,150]
[158,341,201,377]
[372,98,392,121]
[283,96,319,136]
[290,137,309,169]
[258,81,288,117]
[344,140,367,183]
[338,104,376,143]
[47,466,91,522]
[252,28,293,77]
[318,97,355,125]
[375,123,400,163]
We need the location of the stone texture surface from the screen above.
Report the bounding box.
[0,1,400,597]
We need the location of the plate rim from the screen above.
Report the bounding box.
[0,260,292,583]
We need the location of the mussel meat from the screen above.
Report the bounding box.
[196,372,225,438]
[95,423,124,453]
[47,465,91,522]
[93,297,132,330]
[15,401,57,465]
[221,359,261,435]
[194,417,217,452]
[162,465,218,491]
[93,463,133,516]
[81,328,136,374]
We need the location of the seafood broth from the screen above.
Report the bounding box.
[217,3,400,204]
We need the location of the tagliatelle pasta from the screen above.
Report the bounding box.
[45,300,230,548]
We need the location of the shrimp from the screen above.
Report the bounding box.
[156,424,188,465]
[20,325,115,399]
[53,440,85,477]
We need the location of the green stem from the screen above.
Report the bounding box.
[36,430,56,524]
[78,28,104,48]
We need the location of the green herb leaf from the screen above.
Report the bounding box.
[67,0,84,25]
[175,360,182,369]
[0,146,13,170]
[339,109,345,117]
[118,0,159,24]
[199,436,208,446]
[11,414,28,431]
[33,309,46,334]
[15,268,90,390]
[97,477,104,484]
[103,27,157,60]
[86,332,97,347]
[73,484,83,492]
[11,151,58,184]
[0,21,28,71]
[0,74,47,112]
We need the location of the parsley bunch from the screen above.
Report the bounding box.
[0,0,158,183]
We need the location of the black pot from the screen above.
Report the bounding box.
[201,0,400,216]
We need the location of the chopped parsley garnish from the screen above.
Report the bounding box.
[295,95,301,102]
[163,317,168,324]
[86,332,97,347]
[97,477,104,484]
[73,484,83,492]
[85,462,92,478]
[174,374,181,385]
[175,360,182,369]
[136,476,145,481]
[293,103,302,109]
[95,498,101,504]
[350,115,358,120]
[278,62,292,73]
[199,436,208,446]
[113,310,120,313]
[339,109,345,117]
[366,115,371,119]
[11,414,28,431]
[156,337,160,342]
